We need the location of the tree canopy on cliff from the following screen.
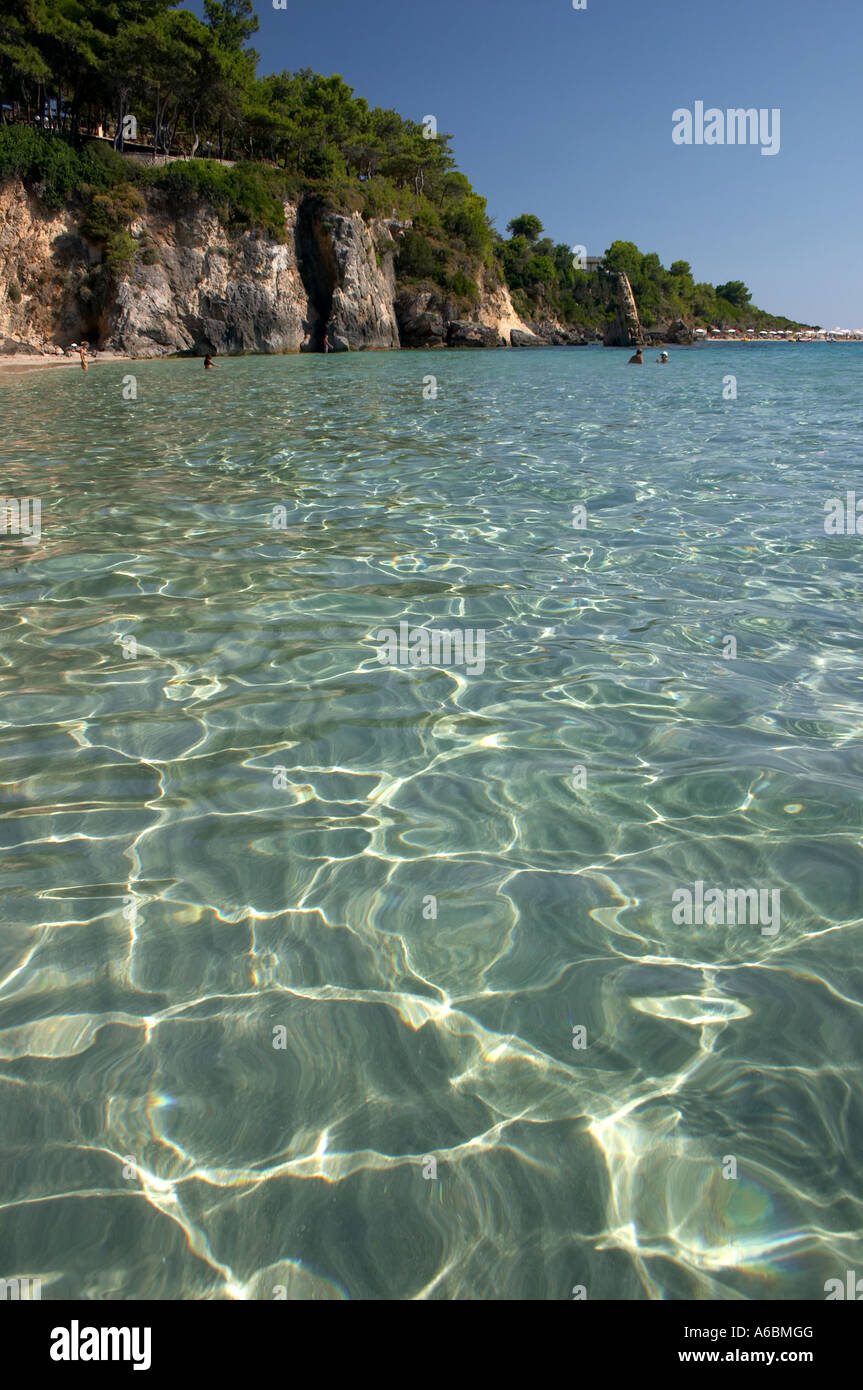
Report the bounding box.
[0,0,464,190]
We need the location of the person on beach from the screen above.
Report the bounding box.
[204,355,215,369]
[79,341,88,371]
[628,347,644,364]
[323,330,331,354]
[656,350,669,363]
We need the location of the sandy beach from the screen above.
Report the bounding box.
[0,351,131,374]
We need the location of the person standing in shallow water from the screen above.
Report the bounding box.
[628,347,644,364]
[323,331,331,354]
[79,341,88,371]
[204,355,215,370]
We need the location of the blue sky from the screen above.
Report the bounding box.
[188,0,862,328]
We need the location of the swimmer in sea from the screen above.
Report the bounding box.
[204,355,215,369]
[628,347,644,364]
[656,350,669,363]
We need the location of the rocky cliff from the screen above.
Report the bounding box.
[599,271,699,349]
[0,177,536,356]
[109,194,311,356]
[603,270,643,347]
[0,180,82,352]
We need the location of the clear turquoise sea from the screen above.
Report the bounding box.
[1,343,862,1299]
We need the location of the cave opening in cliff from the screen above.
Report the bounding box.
[80,303,106,349]
[297,198,337,352]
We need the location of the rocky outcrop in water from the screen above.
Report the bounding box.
[394,288,448,348]
[514,318,592,346]
[510,328,546,347]
[447,320,505,348]
[663,317,696,345]
[603,270,644,347]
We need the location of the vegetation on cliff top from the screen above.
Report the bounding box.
[498,220,806,333]
[0,0,806,330]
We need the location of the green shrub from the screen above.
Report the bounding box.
[0,126,125,208]
[413,203,443,237]
[82,140,133,185]
[145,159,290,240]
[396,228,441,280]
[105,229,137,273]
[358,177,416,223]
[318,173,363,216]
[80,185,145,242]
[442,194,492,255]
[448,268,478,301]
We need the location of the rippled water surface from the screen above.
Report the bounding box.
[2,344,862,1300]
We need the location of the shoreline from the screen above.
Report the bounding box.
[0,339,858,376]
[0,351,132,374]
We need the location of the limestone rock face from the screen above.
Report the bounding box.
[473,270,533,344]
[107,197,315,356]
[103,198,400,355]
[510,328,546,347]
[0,176,591,355]
[447,319,505,348]
[0,181,401,356]
[665,317,696,345]
[519,318,591,346]
[394,288,447,347]
[603,270,644,347]
[395,272,532,349]
[105,199,403,355]
[324,212,400,350]
[0,179,84,348]
[642,317,697,347]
